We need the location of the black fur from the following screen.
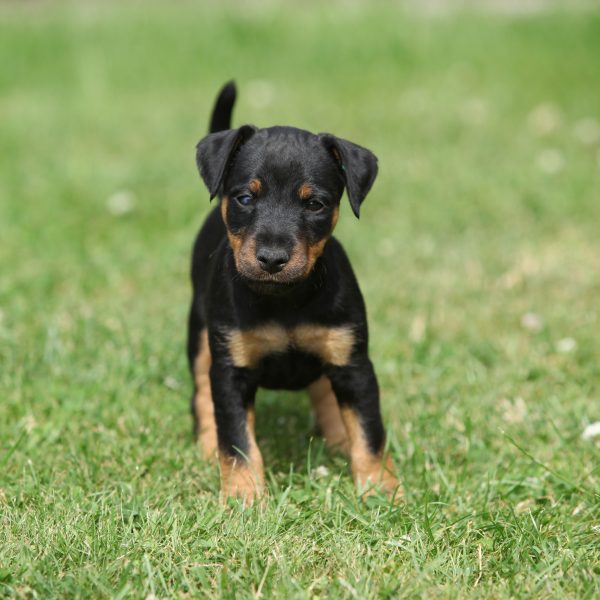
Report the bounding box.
[209,80,236,133]
[187,82,385,467]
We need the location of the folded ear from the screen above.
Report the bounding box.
[319,134,378,218]
[196,125,257,199]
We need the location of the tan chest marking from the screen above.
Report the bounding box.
[227,324,289,369]
[226,323,355,368]
[292,325,355,366]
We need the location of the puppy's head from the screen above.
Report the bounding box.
[196,125,377,289]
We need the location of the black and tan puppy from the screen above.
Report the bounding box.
[187,82,400,503]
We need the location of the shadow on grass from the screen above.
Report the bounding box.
[254,388,338,474]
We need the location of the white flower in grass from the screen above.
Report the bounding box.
[386,534,412,547]
[313,465,330,479]
[536,148,564,175]
[409,314,427,343]
[163,376,180,390]
[246,79,274,109]
[460,97,487,126]
[23,415,37,433]
[377,237,395,258]
[515,498,536,513]
[573,117,600,145]
[581,422,600,441]
[555,337,577,354]
[500,396,527,424]
[398,88,427,115]
[106,189,136,216]
[527,103,561,136]
[521,312,544,332]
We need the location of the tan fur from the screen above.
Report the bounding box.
[248,178,262,194]
[193,329,218,458]
[302,206,339,275]
[308,376,349,453]
[298,183,313,200]
[227,324,355,368]
[330,205,340,230]
[292,325,355,366]
[227,324,289,368]
[221,197,244,268]
[284,240,309,274]
[220,195,228,223]
[219,406,265,504]
[340,408,401,498]
[303,239,328,276]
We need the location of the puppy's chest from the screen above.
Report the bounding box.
[225,323,355,369]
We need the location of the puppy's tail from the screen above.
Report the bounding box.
[209,81,236,133]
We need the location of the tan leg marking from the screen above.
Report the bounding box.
[308,376,349,453]
[193,329,218,458]
[219,406,265,505]
[340,408,402,499]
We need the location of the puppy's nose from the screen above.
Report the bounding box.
[256,247,290,273]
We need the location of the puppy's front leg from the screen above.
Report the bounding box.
[209,358,264,504]
[326,357,401,499]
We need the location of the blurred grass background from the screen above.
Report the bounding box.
[1,1,599,598]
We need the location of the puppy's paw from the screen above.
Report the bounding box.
[219,458,265,507]
[353,455,404,503]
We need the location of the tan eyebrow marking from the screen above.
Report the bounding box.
[298,183,313,200]
[248,178,262,194]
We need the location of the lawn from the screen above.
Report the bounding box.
[1,1,599,597]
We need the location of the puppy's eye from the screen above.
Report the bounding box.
[235,194,254,207]
[306,199,324,212]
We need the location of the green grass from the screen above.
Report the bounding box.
[1,1,600,597]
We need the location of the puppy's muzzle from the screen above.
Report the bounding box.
[256,246,290,274]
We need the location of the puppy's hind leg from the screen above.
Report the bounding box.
[308,376,349,454]
[187,305,218,458]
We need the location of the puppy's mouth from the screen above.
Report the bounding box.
[242,277,301,296]
[238,266,307,286]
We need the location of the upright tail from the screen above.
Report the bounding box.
[209,81,236,133]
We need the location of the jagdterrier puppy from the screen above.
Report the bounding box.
[187,82,400,503]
